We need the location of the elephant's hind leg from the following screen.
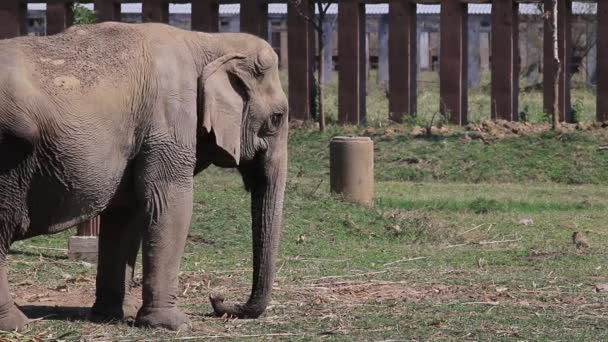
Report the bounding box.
[90,207,141,322]
[0,260,28,331]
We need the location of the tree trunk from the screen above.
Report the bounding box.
[552,0,560,129]
[318,18,325,131]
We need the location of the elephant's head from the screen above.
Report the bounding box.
[196,36,288,319]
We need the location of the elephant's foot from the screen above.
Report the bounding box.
[89,300,139,323]
[0,305,29,331]
[135,306,191,331]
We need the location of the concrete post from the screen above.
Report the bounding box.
[491,0,519,121]
[586,22,597,85]
[378,15,389,87]
[440,0,468,126]
[69,216,101,262]
[543,0,572,123]
[468,18,481,89]
[0,0,26,39]
[47,1,74,36]
[330,137,374,206]
[192,0,219,32]
[322,16,334,85]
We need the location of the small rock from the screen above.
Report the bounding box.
[572,231,590,249]
[594,284,608,292]
[518,219,534,226]
[289,119,305,129]
[363,127,376,136]
[411,126,425,137]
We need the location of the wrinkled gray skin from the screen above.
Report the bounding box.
[0,22,288,331]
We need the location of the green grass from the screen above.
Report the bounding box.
[7,125,608,341]
[286,70,598,127]
[5,65,607,341]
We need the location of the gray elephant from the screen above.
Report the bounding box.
[0,22,288,331]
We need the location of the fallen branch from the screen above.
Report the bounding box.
[444,237,521,249]
[457,224,486,236]
[24,245,68,252]
[477,238,522,245]
[303,270,387,282]
[287,257,350,263]
[383,256,428,267]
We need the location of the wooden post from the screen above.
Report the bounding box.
[440,0,468,126]
[47,1,74,36]
[0,0,26,39]
[143,0,169,23]
[544,0,572,123]
[598,1,608,121]
[287,0,313,121]
[491,0,519,121]
[389,0,416,122]
[95,0,121,22]
[192,0,219,32]
[338,0,366,125]
[241,0,268,40]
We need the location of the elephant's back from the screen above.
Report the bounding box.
[13,22,146,95]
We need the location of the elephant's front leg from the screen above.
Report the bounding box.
[90,207,141,322]
[0,264,28,331]
[134,181,193,331]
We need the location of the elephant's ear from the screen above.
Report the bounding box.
[198,53,247,165]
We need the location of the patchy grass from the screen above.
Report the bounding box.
[7,126,608,340]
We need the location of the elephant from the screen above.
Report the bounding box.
[0,22,288,331]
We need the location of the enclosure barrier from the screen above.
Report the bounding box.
[0,0,600,124]
[330,136,374,206]
[0,0,603,253]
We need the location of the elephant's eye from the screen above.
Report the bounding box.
[270,112,283,128]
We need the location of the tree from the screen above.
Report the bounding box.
[289,1,333,131]
[73,2,97,25]
[551,0,560,129]
[543,1,560,129]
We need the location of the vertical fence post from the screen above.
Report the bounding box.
[0,0,26,39]
[287,0,313,121]
[338,0,366,125]
[598,1,608,121]
[143,0,169,23]
[543,0,572,123]
[389,0,416,122]
[47,1,74,35]
[241,0,268,39]
[440,0,468,126]
[95,0,121,22]
[491,0,519,121]
[192,0,219,32]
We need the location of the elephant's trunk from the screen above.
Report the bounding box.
[210,151,287,319]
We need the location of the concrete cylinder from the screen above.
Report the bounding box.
[330,136,374,206]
